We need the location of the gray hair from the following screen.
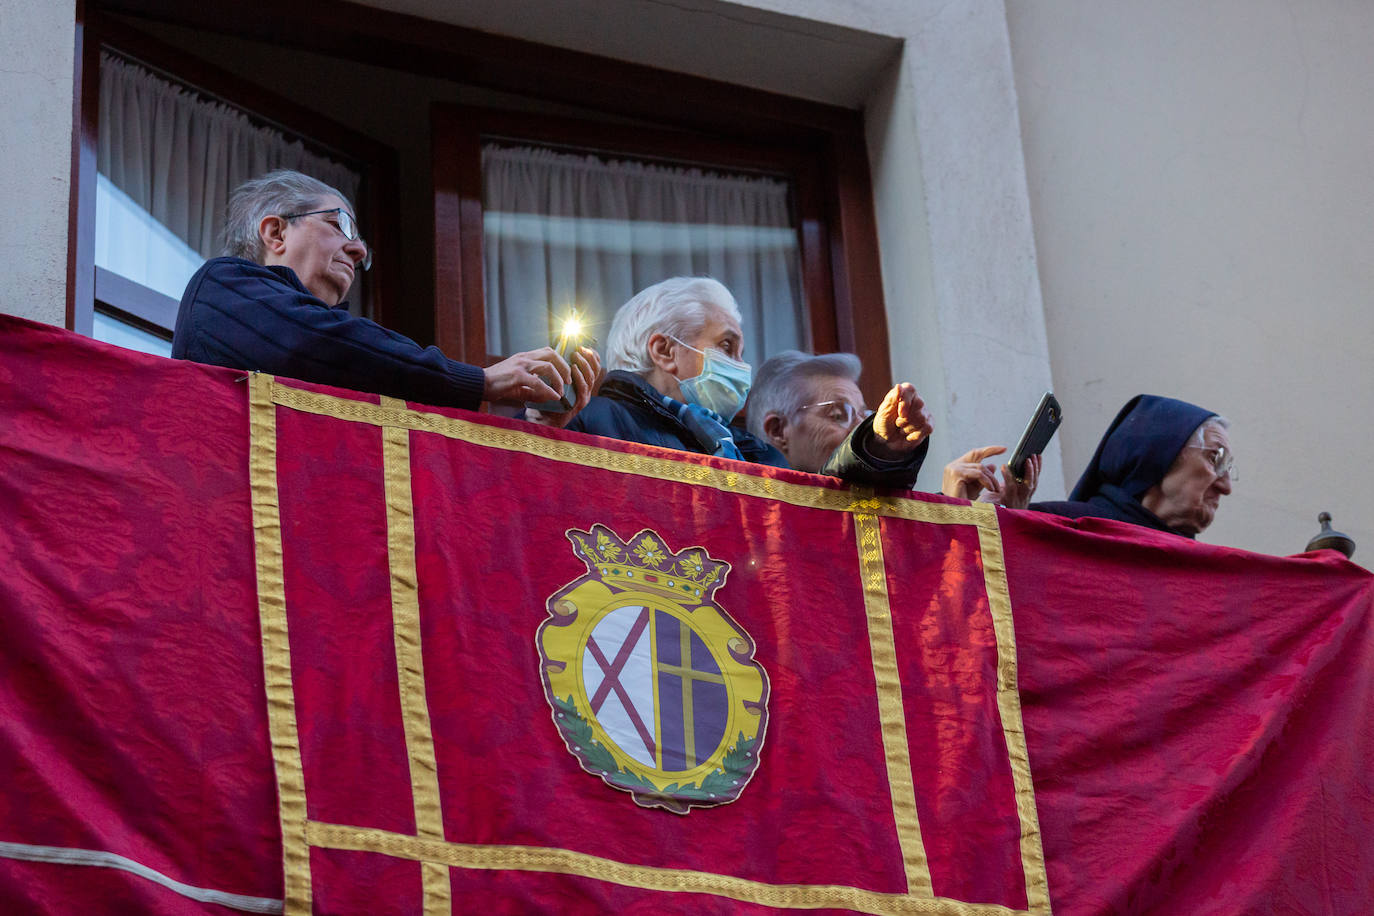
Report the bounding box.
[745,350,863,439]
[1184,415,1231,448]
[222,169,354,263]
[606,277,743,372]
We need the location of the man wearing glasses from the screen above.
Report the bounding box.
[1032,395,1235,538]
[748,350,1041,506]
[172,170,597,421]
[745,349,933,487]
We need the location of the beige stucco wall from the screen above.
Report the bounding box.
[855,3,1060,496]
[0,0,76,327]
[1006,0,1373,561]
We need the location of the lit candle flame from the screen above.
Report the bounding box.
[561,314,583,340]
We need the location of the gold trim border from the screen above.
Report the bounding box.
[248,375,312,914]
[379,397,452,915]
[268,384,987,526]
[977,525,1051,913]
[853,501,933,896]
[304,821,1028,916]
[258,379,1050,915]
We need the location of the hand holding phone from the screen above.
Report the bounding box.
[528,313,591,413]
[1009,392,1062,479]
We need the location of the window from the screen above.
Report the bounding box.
[92,49,363,355]
[478,141,806,360]
[71,17,399,355]
[73,6,889,401]
[433,106,872,381]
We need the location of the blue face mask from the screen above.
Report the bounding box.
[672,337,752,420]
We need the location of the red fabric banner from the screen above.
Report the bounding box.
[1,314,1371,914]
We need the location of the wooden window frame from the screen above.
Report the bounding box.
[82,0,893,400]
[432,104,841,368]
[68,9,401,339]
[93,267,179,341]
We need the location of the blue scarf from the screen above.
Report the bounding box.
[660,394,744,461]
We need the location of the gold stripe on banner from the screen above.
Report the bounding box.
[304,821,1030,916]
[270,385,992,524]
[852,498,933,897]
[247,374,312,915]
[378,397,451,915]
[976,521,1052,916]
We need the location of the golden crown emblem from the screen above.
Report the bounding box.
[567,525,728,604]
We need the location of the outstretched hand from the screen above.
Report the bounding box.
[525,347,603,429]
[869,383,933,459]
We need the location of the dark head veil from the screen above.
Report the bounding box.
[1069,395,1217,502]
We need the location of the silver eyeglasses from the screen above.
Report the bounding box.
[281,207,373,271]
[1190,445,1238,481]
[797,400,873,428]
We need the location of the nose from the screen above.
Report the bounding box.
[1213,471,1233,495]
[342,236,368,267]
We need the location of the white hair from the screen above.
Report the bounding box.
[745,350,862,439]
[222,169,353,263]
[605,277,743,372]
[1185,415,1230,448]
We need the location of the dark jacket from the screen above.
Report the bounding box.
[1032,394,1217,538]
[1032,489,1178,535]
[172,257,485,410]
[568,370,928,489]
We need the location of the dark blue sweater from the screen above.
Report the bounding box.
[172,257,485,410]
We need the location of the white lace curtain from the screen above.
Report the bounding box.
[481,144,805,360]
[98,52,360,261]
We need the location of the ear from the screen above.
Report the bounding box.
[258,215,289,258]
[646,332,678,375]
[762,412,788,451]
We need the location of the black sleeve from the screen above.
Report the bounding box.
[172,258,486,410]
[820,415,928,489]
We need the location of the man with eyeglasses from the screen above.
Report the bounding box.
[1032,394,1235,538]
[743,349,932,486]
[748,350,1041,505]
[173,170,597,420]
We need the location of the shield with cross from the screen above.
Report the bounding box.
[538,525,769,813]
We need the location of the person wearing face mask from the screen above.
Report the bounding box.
[567,277,931,487]
[172,170,597,422]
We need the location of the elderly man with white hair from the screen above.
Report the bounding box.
[173,169,597,420]
[568,277,931,487]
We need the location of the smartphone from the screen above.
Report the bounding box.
[1008,392,1062,478]
[526,320,590,413]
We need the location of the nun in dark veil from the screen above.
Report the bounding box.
[1032,395,1233,538]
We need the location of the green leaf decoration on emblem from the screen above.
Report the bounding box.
[662,733,759,801]
[552,695,759,808]
[552,696,654,792]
